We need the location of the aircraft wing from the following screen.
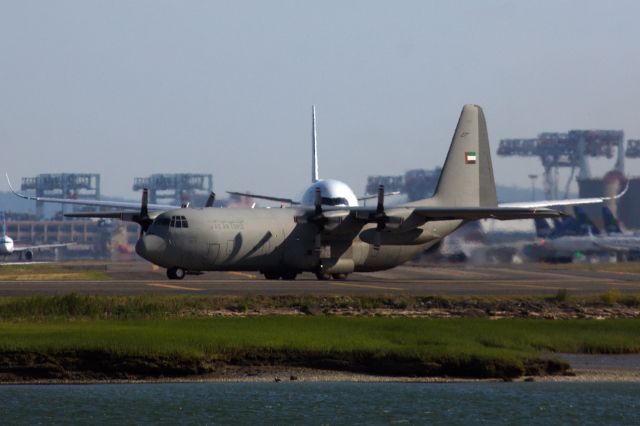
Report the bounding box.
[346,205,562,223]
[64,211,163,221]
[13,242,75,252]
[408,206,562,220]
[7,174,177,211]
[226,191,300,205]
[499,181,629,209]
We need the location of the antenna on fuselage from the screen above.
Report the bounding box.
[312,105,319,183]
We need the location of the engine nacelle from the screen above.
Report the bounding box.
[24,250,33,261]
[359,228,438,246]
[318,257,355,274]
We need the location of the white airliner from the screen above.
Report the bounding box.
[227,106,398,207]
[0,213,74,261]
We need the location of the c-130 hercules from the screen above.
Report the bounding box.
[8,105,622,280]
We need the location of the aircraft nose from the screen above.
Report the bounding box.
[135,234,166,260]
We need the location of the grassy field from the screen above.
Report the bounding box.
[0,293,638,320]
[0,294,638,380]
[0,315,639,379]
[2,316,639,356]
[0,264,109,281]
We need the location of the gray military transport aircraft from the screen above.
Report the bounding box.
[8,105,621,280]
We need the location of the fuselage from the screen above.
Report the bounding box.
[0,236,14,255]
[136,207,462,274]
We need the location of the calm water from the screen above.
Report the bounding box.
[0,382,638,425]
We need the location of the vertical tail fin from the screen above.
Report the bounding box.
[534,218,553,239]
[574,206,601,235]
[420,104,497,207]
[311,105,319,183]
[601,206,622,234]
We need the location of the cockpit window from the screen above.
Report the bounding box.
[321,197,349,206]
[169,215,189,228]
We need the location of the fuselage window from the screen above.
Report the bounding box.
[180,216,189,228]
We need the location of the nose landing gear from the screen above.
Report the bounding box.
[262,270,298,280]
[315,272,349,280]
[167,267,186,280]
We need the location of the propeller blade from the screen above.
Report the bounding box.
[373,184,386,250]
[138,188,151,235]
[376,184,384,214]
[141,188,149,218]
[314,232,322,254]
[205,192,216,208]
[374,230,382,250]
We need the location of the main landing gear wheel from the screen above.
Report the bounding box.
[315,272,331,280]
[263,271,280,280]
[280,271,298,280]
[332,273,348,280]
[167,267,186,280]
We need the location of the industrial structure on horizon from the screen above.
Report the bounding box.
[498,130,639,228]
[132,173,213,207]
[21,173,101,219]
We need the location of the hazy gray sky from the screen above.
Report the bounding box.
[1,1,639,199]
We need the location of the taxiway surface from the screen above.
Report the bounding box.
[1,261,639,296]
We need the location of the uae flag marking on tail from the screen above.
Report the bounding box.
[465,151,477,164]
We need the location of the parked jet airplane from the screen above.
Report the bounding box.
[227,106,398,207]
[0,213,73,261]
[532,202,636,261]
[8,105,622,280]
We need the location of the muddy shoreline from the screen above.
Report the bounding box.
[3,357,640,384]
[0,349,570,383]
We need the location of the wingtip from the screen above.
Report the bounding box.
[609,180,630,200]
[5,173,30,200]
[5,173,17,195]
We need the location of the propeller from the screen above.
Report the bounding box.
[373,184,388,250]
[205,192,216,208]
[313,187,324,253]
[293,186,347,255]
[137,188,152,237]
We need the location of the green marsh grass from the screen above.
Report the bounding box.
[0,317,639,362]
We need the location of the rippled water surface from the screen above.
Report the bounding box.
[1,381,639,425]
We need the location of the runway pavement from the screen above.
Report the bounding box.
[1,261,640,296]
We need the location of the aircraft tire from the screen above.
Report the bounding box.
[263,271,280,280]
[167,267,186,280]
[315,272,331,280]
[332,273,348,280]
[281,271,297,280]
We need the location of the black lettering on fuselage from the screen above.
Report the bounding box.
[212,221,245,231]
